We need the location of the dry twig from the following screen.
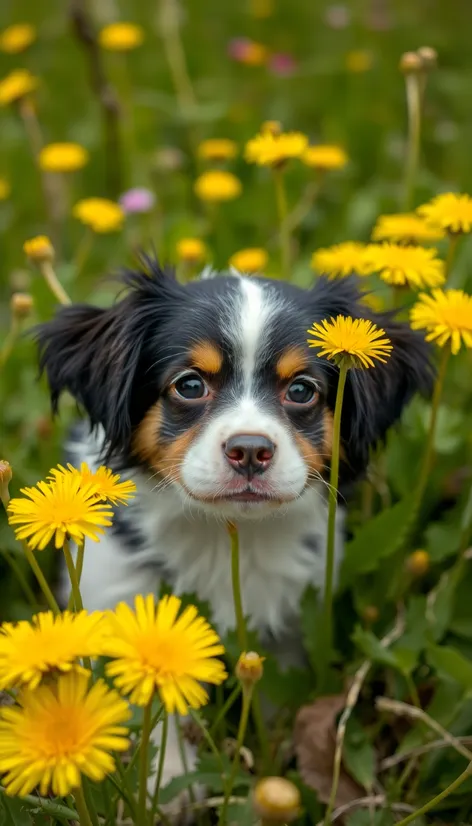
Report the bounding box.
[375,697,472,764]
[323,609,406,825]
[316,794,415,825]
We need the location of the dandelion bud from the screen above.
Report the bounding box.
[361,605,379,624]
[23,235,54,265]
[236,651,265,688]
[153,146,186,173]
[0,460,12,506]
[261,120,282,136]
[399,51,423,75]
[176,237,207,265]
[10,292,33,319]
[253,777,301,823]
[406,549,430,577]
[417,46,438,70]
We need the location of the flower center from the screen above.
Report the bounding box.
[32,705,91,757]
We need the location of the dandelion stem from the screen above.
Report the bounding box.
[1,318,21,369]
[274,168,290,279]
[402,73,422,210]
[69,0,123,198]
[159,0,198,150]
[208,684,241,739]
[321,360,349,686]
[73,785,94,826]
[67,542,84,612]
[40,261,72,305]
[251,688,272,773]
[218,686,253,826]
[409,344,450,533]
[23,543,60,614]
[63,539,84,612]
[227,521,247,652]
[18,100,63,249]
[445,233,459,281]
[285,173,325,234]
[150,711,169,825]
[138,699,153,826]
[0,549,37,608]
[393,762,472,826]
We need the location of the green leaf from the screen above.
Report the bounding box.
[260,659,312,709]
[351,626,399,669]
[159,770,251,805]
[347,811,396,826]
[395,596,430,656]
[343,717,375,791]
[426,563,466,641]
[340,500,412,588]
[427,645,472,690]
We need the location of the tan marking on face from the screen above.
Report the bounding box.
[276,346,309,380]
[134,401,201,483]
[294,409,334,475]
[133,402,163,465]
[189,340,223,374]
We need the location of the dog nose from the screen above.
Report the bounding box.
[224,434,275,476]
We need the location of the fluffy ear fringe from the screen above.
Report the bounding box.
[35,260,182,460]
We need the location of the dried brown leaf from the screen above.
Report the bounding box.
[293,694,363,806]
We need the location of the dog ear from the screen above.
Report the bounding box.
[310,277,434,481]
[35,262,181,460]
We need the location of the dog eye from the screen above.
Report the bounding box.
[284,377,318,405]
[173,373,209,400]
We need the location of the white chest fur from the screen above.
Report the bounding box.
[75,472,344,641]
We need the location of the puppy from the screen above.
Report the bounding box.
[36,262,432,804]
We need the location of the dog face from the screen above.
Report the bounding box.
[37,262,433,519]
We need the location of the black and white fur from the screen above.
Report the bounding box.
[36,262,432,805]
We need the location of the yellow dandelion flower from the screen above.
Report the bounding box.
[364,243,445,289]
[72,197,124,233]
[0,69,38,106]
[302,144,348,170]
[197,139,238,161]
[307,315,393,369]
[410,288,472,354]
[417,193,472,234]
[311,242,369,279]
[0,611,108,691]
[345,49,373,73]
[372,213,445,243]
[194,170,242,202]
[176,237,207,263]
[104,593,227,713]
[235,40,268,66]
[0,179,10,200]
[0,24,36,54]
[98,22,144,51]
[229,247,268,273]
[245,130,308,167]
[49,463,136,506]
[39,142,89,173]
[23,235,54,264]
[7,473,113,551]
[0,672,130,797]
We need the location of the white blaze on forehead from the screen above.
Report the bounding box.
[233,276,277,392]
